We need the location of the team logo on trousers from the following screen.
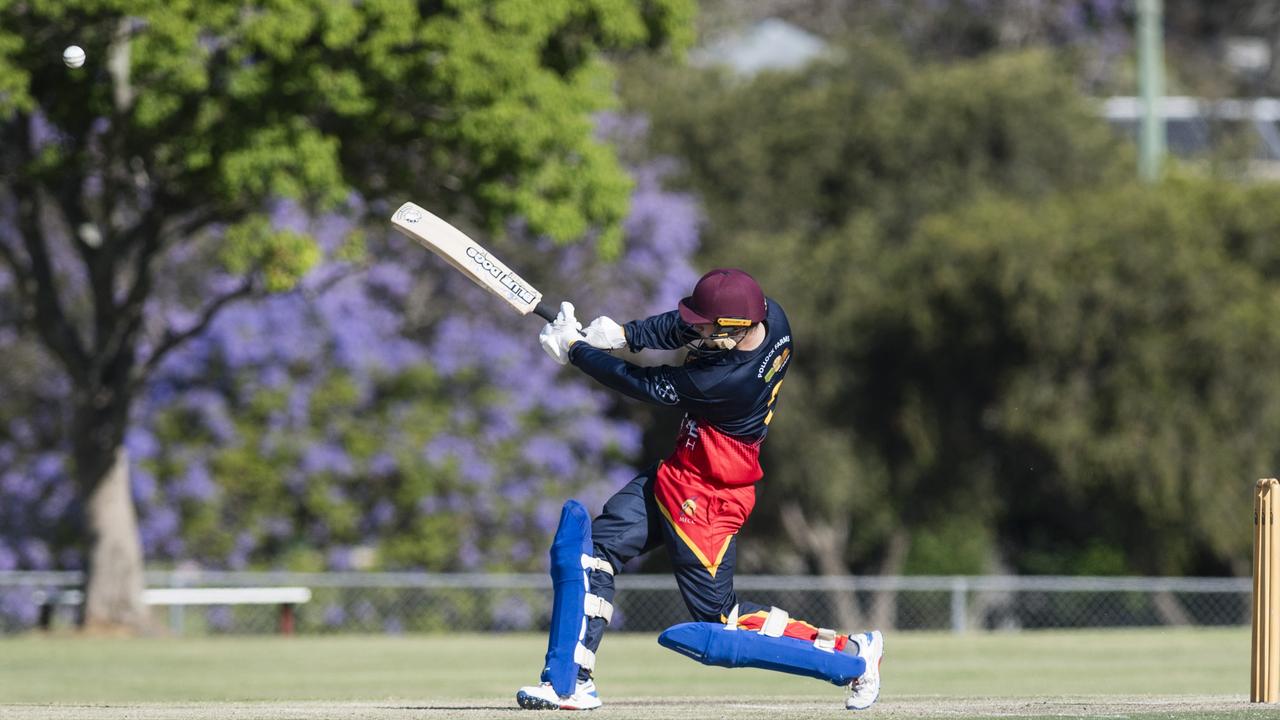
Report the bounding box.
[681,498,697,517]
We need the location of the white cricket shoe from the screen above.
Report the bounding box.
[845,630,884,710]
[516,679,602,711]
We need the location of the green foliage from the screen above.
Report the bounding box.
[2,0,694,264]
[626,40,1280,579]
[626,44,1128,254]
[220,217,321,292]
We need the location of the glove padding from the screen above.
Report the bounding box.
[539,301,586,366]
[583,316,626,350]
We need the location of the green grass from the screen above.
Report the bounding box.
[0,628,1271,719]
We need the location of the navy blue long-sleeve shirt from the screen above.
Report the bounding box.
[567,299,793,442]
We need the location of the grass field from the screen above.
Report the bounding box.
[0,628,1274,719]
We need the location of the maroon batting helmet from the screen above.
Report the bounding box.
[678,268,766,327]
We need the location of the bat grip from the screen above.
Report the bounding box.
[534,300,558,322]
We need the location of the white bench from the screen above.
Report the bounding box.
[36,586,312,634]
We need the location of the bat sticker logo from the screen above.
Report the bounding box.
[398,207,424,224]
[464,246,536,306]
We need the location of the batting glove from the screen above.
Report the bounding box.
[539,301,585,365]
[583,316,627,350]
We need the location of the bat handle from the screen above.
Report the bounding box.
[534,300,558,322]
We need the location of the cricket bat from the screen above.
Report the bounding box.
[390,202,558,322]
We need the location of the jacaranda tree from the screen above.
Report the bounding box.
[0,0,693,631]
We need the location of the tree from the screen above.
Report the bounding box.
[626,35,1280,629]
[624,46,1126,587]
[0,0,693,631]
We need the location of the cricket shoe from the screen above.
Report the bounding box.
[844,630,884,710]
[516,679,602,711]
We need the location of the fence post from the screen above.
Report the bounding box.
[950,577,968,633]
[169,570,185,635]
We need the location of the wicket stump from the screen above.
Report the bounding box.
[1253,477,1279,703]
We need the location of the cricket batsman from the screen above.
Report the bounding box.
[518,268,883,711]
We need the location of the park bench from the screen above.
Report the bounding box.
[34,586,312,634]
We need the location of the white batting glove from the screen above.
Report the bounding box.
[538,301,585,365]
[555,301,583,332]
[583,316,626,350]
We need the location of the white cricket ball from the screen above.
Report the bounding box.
[63,45,86,69]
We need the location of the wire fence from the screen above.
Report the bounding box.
[0,571,1252,636]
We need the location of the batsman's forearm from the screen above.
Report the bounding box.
[568,342,668,406]
[624,310,688,351]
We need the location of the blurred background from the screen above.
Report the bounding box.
[2,0,1280,638]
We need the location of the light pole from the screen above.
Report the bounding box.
[1137,0,1166,183]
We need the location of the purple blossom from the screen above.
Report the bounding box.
[0,542,16,571]
[301,442,354,476]
[522,435,577,477]
[457,538,482,570]
[366,262,414,300]
[509,540,532,563]
[423,434,471,467]
[181,390,237,443]
[139,505,180,556]
[368,453,397,477]
[2,470,37,504]
[39,484,75,524]
[0,113,699,583]
[126,427,161,460]
[131,466,157,504]
[269,198,309,233]
[369,500,396,528]
[262,516,294,539]
[28,111,59,150]
[19,539,51,567]
[491,595,535,630]
[173,461,217,501]
[0,590,39,625]
[58,548,83,570]
[323,603,346,626]
[206,606,233,631]
[328,546,354,571]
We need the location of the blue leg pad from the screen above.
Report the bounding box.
[658,622,865,686]
[543,500,593,697]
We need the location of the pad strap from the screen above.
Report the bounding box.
[582,555,614,575]
[814,627,837,652]
[759,606,790,637]
[574,644,596,671]
[724,603,740,630]
[584,593,614,623]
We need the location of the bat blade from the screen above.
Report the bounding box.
[390,202,556,321]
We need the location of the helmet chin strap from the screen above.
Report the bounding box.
[706,336,739,350]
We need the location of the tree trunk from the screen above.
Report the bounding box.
[79,445,148,633]
[868,527,910,631]
[1152,590,1193,626]
[779,502,863,631]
